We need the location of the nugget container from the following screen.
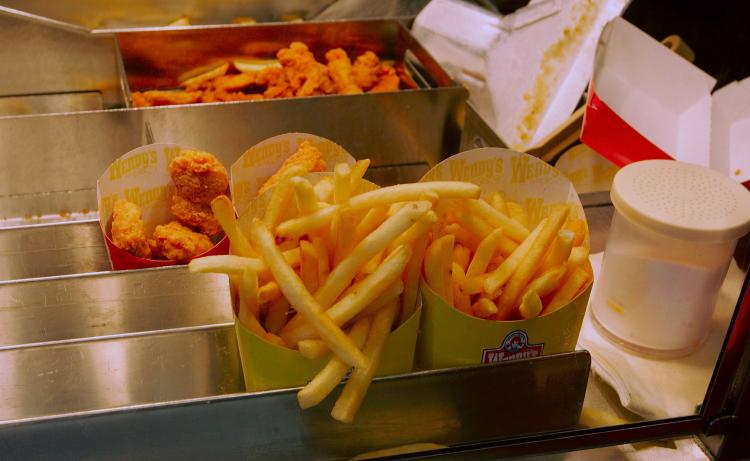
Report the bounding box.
[591,160,750,357]
[97,143,229,270]
[417,148,592,370]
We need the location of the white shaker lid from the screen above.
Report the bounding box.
[611,160,750,243]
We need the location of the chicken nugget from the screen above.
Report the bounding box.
[111,199,152,258]
[151,221,214,263]
[257,141,327,196]
[169,151,229,205]
[171,194,223,237]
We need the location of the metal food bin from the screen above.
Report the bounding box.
[0,16,593,461]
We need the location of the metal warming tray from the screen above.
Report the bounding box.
[0,16,589,460]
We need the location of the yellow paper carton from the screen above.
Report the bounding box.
[229,133,421,391]
[417,147,592,370]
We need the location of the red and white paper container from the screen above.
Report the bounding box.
[97,143,229,270]
[581,17,750,187]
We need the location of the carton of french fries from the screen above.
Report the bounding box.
[416,148,593,369]
[97,143,229,270]
[191,133,448,422]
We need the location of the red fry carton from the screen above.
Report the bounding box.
[97,143,229,270]
[581,17,750,186]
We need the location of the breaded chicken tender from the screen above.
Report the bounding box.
[277,42,335,97]
[257,141,327,196]
[326,48,363,95]
[151,221,213,263]
[111,199,152,258]
[352,51,381,90]
[169,150,229,205]
[370,65,401,93]
[131,90,202,107]
[171,195,222,237]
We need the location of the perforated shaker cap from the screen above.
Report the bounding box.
[611,160,750,243]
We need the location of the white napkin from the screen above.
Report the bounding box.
[578,252,745,419]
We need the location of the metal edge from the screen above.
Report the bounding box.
[0,5,92,35]
[0,350,589,429]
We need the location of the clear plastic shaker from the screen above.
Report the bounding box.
[591,160,750,358]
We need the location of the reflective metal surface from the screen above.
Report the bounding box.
[0,92,104,117]
[0,352,589,460]
[0,221,109,281]
[0,325,242,422]
[0,13,125,108]
[0,0,336,31]
[117,20,455,91]
[0,267,232,347]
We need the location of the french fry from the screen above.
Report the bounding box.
[353,207,389,244]
[189,254,266,274]
[486,253,505,273]
[239,267,260,323]
[258,280,282,304]
[298,338,330,360]
[263,164,307,229]
[472,298,497,319]
[331,298,399,423]
[483,219,547,295]
[356,281,404,319]
[334,162,352,204]
[314,176,334,202]
[506,201,528,229]
[564,218,587,246]
[452,244,472,271]
[423,234,455,305]
[462,274,488,295]
[451,204,493,239]
[519,291,543,319]
[264,296,290,334]
[466,199,529,242]
[399,231,429,325]
[444,223,480,251]
[356,249,384,281]
[298,316,372,409]
[350,159,370,194]
[334,211,358,266]
[300,240,319,293]
[276,204,340,238]
[310,235,331,282]
[522,264,567,300]
[277,237,299,252]
[279,183,472,238]
[211,195,256,257]
[345,182,480,212]
[495,206,569,319]
[544,266,591,314]
[386,210,437,253]
[455,291,472,314]
[451,262,467,288]
[264,332,288,347]
[538,230,574,274]
[291,176,318,216]
[490,192,508,216]
[314,201,431,309]
[568,245,590,269]
[466,228,504,277]
[281,246,411,345]
[249,219,367,368]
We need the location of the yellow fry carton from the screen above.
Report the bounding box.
[229,133,421,391]
[417,147,592,370]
